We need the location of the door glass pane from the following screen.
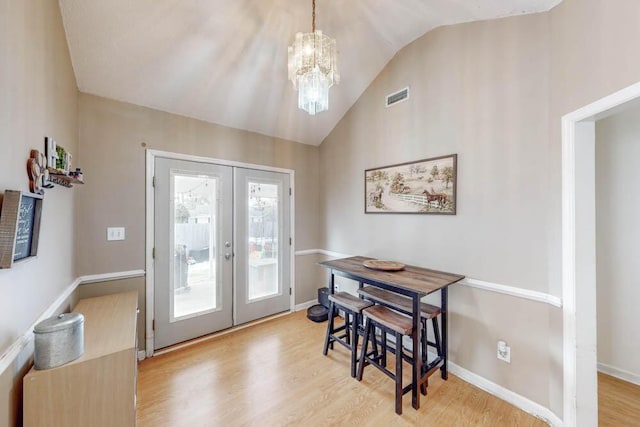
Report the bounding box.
[172,173,219,320]
[247,182,279,301]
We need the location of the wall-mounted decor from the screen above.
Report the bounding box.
[44,137,85,188]
[27,149,53,194]
[0,190,44,268]
[365,154,457,214]
[45,137,58,170]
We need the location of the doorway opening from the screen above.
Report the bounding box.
[145,150,295,354]
[562,81,640,426]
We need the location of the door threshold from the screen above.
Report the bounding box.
[153,310,293,356]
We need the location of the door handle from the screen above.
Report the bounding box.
[225,253,231,260]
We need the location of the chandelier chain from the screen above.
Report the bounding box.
[312,0,316,32]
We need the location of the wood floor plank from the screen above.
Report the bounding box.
[137,311,547,426]
[598,372,640,427]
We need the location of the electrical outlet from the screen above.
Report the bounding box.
[497,340,511,363]
[107,227,126,241]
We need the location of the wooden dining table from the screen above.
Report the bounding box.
[319,256,464,410]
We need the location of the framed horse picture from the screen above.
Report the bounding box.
[364,154,457,214]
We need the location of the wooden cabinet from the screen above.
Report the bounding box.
[23,291,138,427]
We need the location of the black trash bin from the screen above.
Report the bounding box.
[306,287,331,322]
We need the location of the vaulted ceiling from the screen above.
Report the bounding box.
[59,0,562,145]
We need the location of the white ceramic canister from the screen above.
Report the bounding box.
[33,312,84,370]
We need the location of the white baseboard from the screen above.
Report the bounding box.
[448,361,562,426]
[137,350,146,361]
[0,277,81,375]
[294,299,317,311]
[598,362,640,386]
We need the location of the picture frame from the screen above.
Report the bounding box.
[0,190,44,268]
[365,154,457,214]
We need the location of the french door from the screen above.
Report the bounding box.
[154,157,291,350]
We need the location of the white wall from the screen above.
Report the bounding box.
[595,106,640,384]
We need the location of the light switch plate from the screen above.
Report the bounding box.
[107,227,125,241]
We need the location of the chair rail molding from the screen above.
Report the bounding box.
[0,277,80,375]
[295,249,562,307]
[0,269,147,376]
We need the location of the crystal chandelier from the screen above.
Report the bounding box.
[288,0,339,115]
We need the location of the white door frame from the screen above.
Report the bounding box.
[562,81,640,426]
[145,149,296,357]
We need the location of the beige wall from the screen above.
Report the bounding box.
[0,1,78,425]
[546,0,640,416]
[320,0,640,420]
[595,107,640,380]
[4,0,640,425]
[320,11,555,410]
[75,93,321,308]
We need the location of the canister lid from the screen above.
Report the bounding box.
[34,313,84,334]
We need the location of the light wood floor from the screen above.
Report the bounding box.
[137,311,547,426]
[598,372,640,426]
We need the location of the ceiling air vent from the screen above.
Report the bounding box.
[386,87,409,107]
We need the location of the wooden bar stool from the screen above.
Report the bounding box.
[357,305,415,415]
[322,292,373,378]
[357,287,442,367]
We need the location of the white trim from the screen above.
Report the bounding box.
[289,172,296,319]
[145,149,296,356]
[461,278,562,308]
[153,310,292,356]
[562,112,578,427]
[0,277,81,375]
[294,249,320,256]
[145,150,155,357]
[147,149,294,175]
[137,350,146,361]
[449,361,562,427]
[316,249,351,258]
[294,299,317,311]
[79,269,146,285]
[561,81,640,427]
[597,362,640,387]
[294,248,352,259]
[295,249,562,307]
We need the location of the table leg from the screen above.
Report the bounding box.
[412,294,421,410]
[441,286,448,380]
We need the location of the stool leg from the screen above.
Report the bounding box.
[421,318,428,364]
[371,324,379,359]
[381,329,387,368]
[357,317,371,381]
[345,310,351,346]
[395,331,403,415]
[351,312,360,378]
[432,317,442,357]
[323,301,335,355]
